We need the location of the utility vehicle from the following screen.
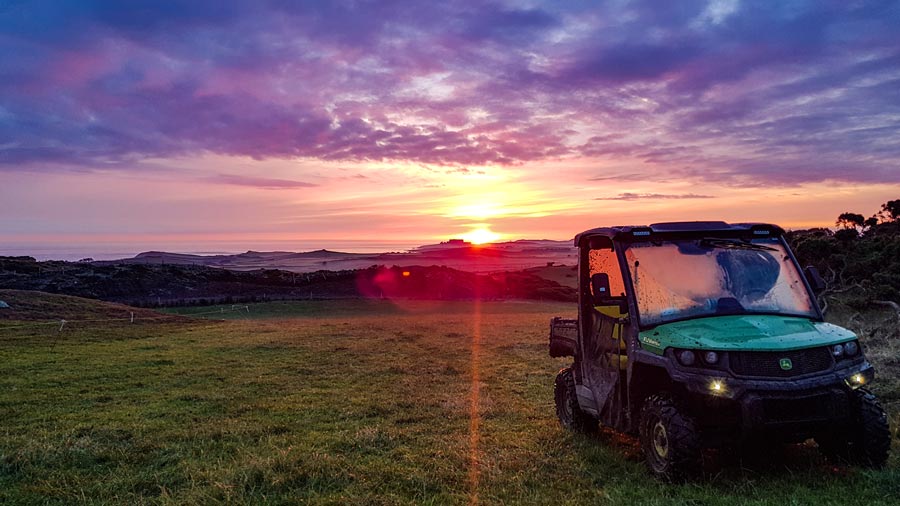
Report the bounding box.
[549,221,890,480]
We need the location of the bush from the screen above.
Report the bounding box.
[788,200,900,305]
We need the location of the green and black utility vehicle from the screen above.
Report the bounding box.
[549,221,890,479]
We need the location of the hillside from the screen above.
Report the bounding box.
[0,257,577,306]
[0,289,170,322]
[94,239,577,273]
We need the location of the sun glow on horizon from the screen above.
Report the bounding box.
[460,226,502,245]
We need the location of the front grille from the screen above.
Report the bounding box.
[729,347,833,377]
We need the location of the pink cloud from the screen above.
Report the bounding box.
[207,174,317,189]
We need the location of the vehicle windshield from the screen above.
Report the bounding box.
[623,237,817,326]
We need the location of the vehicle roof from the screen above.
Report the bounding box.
[573,221,786,246]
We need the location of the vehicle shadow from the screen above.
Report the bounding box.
[702,440,844,480]
[585,427,855,482]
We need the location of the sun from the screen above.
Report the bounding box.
[461,227,501,245]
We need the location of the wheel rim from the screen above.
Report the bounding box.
[652,420,669,459]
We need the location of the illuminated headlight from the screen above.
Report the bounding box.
[844,341,859,356]
[710,379,726,394]
[846,373,866,388]
[832,344,844,357]
[845,369,874,389]
[703,351,719,365]
[677,350,696,366]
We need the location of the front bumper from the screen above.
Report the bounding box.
[671,358,875,435]
[674,360,874,399]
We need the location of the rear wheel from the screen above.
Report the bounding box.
[639,394,701,481]
[816,388,890,468]
[554,367,597,434]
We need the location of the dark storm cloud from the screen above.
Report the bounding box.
[1,0,899,185]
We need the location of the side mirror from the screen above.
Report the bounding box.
[591,273,611,306]
[804,266,826,294]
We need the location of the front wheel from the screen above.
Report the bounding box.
[639,394,701,481]
[554,367,597,434]
[816,388,890,468]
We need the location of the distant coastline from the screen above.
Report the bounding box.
[1,238,575,264]
[0,240,425,262]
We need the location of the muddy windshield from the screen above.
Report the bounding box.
[623,237,817,326]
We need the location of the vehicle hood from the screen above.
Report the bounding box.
[638,315,857,353]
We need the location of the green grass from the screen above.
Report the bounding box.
[160,299,571,319]
[1,295,898,505]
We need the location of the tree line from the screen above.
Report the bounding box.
[787,199,900,308]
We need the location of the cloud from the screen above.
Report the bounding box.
[0,0,898,186]
[595,193,715,201]
[562,42,704,84]
[208,174,317,189]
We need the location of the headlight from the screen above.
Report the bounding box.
[844,368,874,389]
[703,351,719,365]
[832,344,844,357]
[844,341,859,356]
[677,350,696,366]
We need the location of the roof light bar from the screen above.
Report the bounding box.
[749,224,777,236]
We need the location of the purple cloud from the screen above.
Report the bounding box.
[0,0,898,186]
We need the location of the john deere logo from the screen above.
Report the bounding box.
[779,358,793,371]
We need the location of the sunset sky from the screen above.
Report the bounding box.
[2,1,900,258]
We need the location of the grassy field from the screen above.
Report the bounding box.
[1,291,898,505]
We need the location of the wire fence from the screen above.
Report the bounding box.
[0,305,251,332]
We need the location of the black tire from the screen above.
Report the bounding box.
[639,393,701,481]
[554,367,598,434]
[816,388,890,468]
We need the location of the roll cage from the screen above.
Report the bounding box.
[574,221,824,334]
